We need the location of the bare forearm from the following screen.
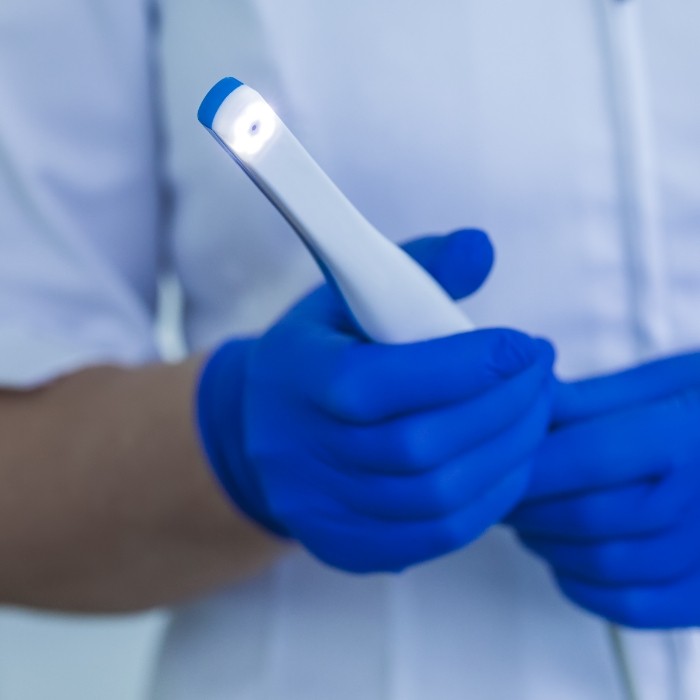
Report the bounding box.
[0,358,285,612]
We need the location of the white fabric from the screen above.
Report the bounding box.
[1,0,700,697]
[0,0,161,386]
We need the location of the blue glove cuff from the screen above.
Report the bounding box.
[196,339,289,538]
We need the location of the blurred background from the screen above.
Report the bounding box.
[0,609,164,699]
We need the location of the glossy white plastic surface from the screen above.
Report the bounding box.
[207,84,474,344]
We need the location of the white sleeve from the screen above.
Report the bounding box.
[0,0,162,388]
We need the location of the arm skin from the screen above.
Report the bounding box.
[0,357,286,614]
[0,229,547,612]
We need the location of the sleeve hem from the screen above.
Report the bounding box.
[0,326,160,389]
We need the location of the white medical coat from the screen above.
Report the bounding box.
[0,0,699,697]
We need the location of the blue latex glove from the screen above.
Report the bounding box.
[198,229,555,573]
[509,352,700,628]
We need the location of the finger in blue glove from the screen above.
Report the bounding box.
[199,229,555,573]
[509,352,700,628]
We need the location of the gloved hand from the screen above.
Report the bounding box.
[198,229,555,574]
[508,352,700,628]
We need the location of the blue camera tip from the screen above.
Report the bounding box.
[198,77,244,130]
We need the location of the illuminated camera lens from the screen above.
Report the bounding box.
[229,101,277,157]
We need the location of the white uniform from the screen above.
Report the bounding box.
[1,0,699,697]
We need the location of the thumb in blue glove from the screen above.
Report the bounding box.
[199,229,555,573]
[509,352,700,628]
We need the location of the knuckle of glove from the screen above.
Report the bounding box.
[609,591,651,628]
[568,501,606,538]
[586,543,627,582]
[487,331,539,380]
[321,352,374,422]
[432,514,471,554]
[387,422,440,473]
[420,471,461,516]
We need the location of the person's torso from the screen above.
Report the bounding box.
[154,1,700,697]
